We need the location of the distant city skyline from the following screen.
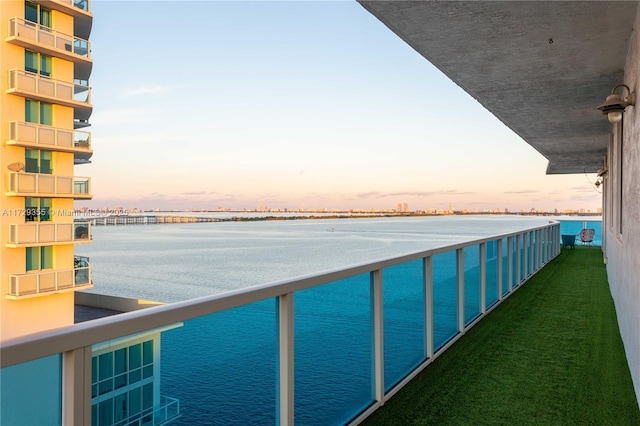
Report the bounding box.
[78,1,603,213]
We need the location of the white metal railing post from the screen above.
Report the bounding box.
[497,239,503,301]
[457,248,464,332]
[62,346,91,426]
[524,232,528,278]
[516,234,522,285]
[371,269,384,405]
[277,293,294,426]
[507,236,513,292]
[479,243,486,314]
[424,256,433,360]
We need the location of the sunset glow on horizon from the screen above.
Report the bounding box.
[80,1,603,213]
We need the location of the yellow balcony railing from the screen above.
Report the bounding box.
[7,17,91,60]
[7,121,91,154]
[7,266,92,299]
[7,222,92,247]
[7,69,92,110]
[7,172,91,199]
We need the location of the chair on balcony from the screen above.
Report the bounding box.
[561,234,576,249]
[580,229,595,246]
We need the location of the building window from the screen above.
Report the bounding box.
[25,51,52,77]
[26,246,53,271]
[25,198,52,222]
[25,149,52,174]
[91,340,156,426]
[25,99,53,125]
[25,2,51,28]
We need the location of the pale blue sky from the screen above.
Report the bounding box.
[81,1,602,212]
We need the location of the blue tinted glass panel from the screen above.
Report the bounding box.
[502,238,509,296]
[464,245,481,325]
[161,299,276,425]
[512,237,519,288]
[432,251,458,351]
[295,274,373,425]
[485,241,499,309]
[383,259,425,391]
[1,355,61,426]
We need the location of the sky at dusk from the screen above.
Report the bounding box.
[79,1,603,212]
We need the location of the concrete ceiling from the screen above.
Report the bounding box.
[358,1,639,174]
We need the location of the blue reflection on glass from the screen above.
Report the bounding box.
[383,259,425,391]
[486,240,499,309]
[1,355,61,425]
[162,299,277,425]
[464,245,481,325]
[294,274,373,425]
[433,251,458,351]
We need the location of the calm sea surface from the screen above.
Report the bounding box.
[80,215,552,303]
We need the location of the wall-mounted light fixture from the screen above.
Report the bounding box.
[597,84,635,123]
[595,177,602,188]
[597,167,608,177]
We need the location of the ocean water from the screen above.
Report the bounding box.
[79,215,598,425]
[80,215,553,303]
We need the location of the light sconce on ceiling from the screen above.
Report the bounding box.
[597,84,635,123]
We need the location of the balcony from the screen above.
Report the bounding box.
[7,222,92,247]
[0,222,561,423]
[7,261,92,300]
[7,172,91,199]
[6,18,92,80]
[6,70,92,121]
[7,122,92,163]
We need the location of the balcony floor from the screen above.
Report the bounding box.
[362,247,640,425]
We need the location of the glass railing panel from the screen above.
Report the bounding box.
[74,130,91,148]
[74,177,90,195]
[294,274,373,425]
[530,231,536,272]
[74,222,90,240]
[559,220,602,246]
[74,0,89,11]
[1,354,62,425]
[73,38,89,57]
[157,299,275,425]
[501,238,510,296]
[432,250,458,351]
[464,245,481,326]
[73,84,90,103]
[383,259,425,391]
[485,240,499,309]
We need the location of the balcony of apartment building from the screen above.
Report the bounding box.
[29,0,93,41]
[7,171,91,199]
[6,17,92,80]
[0,220,636,425]
[6,255,92,300]
[6,69,92,121]
[6,121,92,164]
[7,222,92,247]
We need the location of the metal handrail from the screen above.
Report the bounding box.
[0,221,560,368]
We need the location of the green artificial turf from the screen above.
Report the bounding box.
[362,247,640,425]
